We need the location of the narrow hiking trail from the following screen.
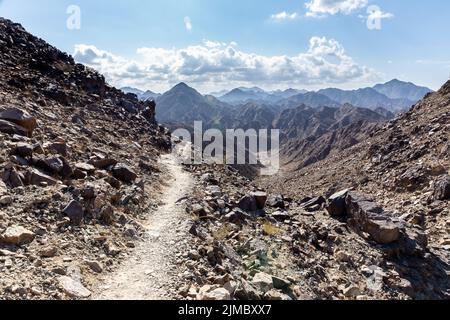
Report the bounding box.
[93,153,193,300]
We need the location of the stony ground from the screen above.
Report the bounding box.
[170,161,447,300]
[94,154,193,300]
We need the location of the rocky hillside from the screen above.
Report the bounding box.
[276,104,391,169]
[0,18,171,299]
[260,81,450,298]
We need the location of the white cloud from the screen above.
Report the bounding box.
[270,11,298,21]
[305,0,368,17]
[184,16,192,32]
[73,37,379,92]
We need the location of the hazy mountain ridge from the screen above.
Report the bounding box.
[121,87,161,101]
[373,79,433,101]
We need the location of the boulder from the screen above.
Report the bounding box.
[251,272,274,294]
[63,200,84,225]
[343,286,361,298]
[26,168,59,186]
[271,211,290,221]
[365,219,401,245]
[85,260,103,273]
[235,280,261,300]
[238,195,258,212]
[120,99,138,114]
[433,175,450,200]
[0,108,37,136]
[75,163,96,174]
[34,157,64,174]
[302,196,325,211]
[1,226,35,245]
[2,167,24,188]
[89,157,117,169]
[345,192,402,244]
[72,168,87,180]
[267,195,285,209]
[264,289,292,301]
[251,191,268,209]
[224,209,249,224]
[191,204,207,217]
[206,185,222,197]
[58,276,91,298]
[99,204,115,225]
[112,163,137,183]
[198,287,231,301]
[44,141,68,156]
[11,143,33,158]
[59,157,74,178]
[0,181,7,196]
[0,195,13,205]
[326,189,349,217]
[272,276,290,290]
[38,246,58,258]
[0,119,29,136]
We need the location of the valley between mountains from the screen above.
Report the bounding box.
[0,17,449,300]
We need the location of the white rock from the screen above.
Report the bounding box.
[58,276,91,298]
[343,286,361,298]
[201,288,231,300]
[1,226,35,245]
[251,272,274,294]
[0,195,13,205]
[0,181,7,196]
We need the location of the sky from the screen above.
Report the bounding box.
[1,0,449,93]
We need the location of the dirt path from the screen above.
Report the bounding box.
[93,153,193,300]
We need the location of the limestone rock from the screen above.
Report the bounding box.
[1,226,35,245]
[251,272,274,294]
[58,276,91,298]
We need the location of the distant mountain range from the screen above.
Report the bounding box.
[122,79,432,118]
[317,79,432,112]
[373,79,432,101]
[121,87,161,101]
[217,87,307,105]
[120,80,431,170]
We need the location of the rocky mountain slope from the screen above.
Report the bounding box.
[155,82,234,129]
[277,104,390,169]
[259,81,450,298]
[0,17,171,299]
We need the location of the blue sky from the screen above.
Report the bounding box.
[1,0,449,93]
